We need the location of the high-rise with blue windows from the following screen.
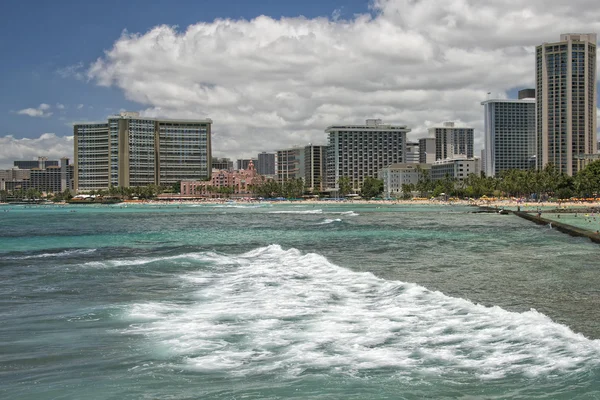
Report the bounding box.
[481,90,536,177]
[536,33,597,175]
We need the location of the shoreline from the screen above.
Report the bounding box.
[3,198,600,209]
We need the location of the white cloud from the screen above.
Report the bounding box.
[86,0,600,158]
[0,133,73,169]
[77,104,84,109]
[56,103,66,110]
[16,103,53,118]
[56,62,85,80]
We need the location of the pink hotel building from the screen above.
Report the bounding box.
[180,160,263,197]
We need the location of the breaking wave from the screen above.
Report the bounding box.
[122,245,600,380]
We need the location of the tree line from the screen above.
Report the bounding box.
[398,161,600,200]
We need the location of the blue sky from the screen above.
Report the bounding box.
[0,0,598,167]
[0,0,369,141]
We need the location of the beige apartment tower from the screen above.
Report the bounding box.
[536,33,597,175]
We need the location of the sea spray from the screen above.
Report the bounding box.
[124,245,600,380]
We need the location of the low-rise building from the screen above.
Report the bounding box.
[379,163,431,198]
[431,157,480,182]
[181,160,261,197]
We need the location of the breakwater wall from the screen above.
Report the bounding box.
[512,211,600,244]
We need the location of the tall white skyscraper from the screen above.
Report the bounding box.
[481,89,536,177]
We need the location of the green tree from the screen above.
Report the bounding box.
[360,177,383,199]
[416,169,433,197]
[574,160,600,197]
[171,180,182,194]
[337,176,352,198]
[401,183,415,199]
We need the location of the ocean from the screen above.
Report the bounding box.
[1,203,599,399]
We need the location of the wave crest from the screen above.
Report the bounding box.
[123,245,600,379]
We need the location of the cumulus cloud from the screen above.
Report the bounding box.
[85,0,600,159]
[16,103,53,118]
[56,103,66,110]
[0,133,74,169]
[77,104,84,109]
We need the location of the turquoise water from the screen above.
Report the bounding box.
[1,203,600,399]
[543,212,600,233]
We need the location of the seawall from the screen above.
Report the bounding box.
[512,211,600,244]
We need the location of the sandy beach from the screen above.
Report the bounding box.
[139,197,600,210]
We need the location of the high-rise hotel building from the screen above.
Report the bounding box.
[481,89,536,177]
[428,122,474,161]
[74,112,212,191]
[304,144,327,192]
[536,33,597,175]
[276,147,304,182]
[325,119,409,192]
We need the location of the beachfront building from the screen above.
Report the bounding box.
[431,157,480,183]
[74,112,212,191]
[428,122,474,161]
[405,141,420,163]
[257,152,276,176]
[304,144,327,193]
[73,122,110,191]
[4,157,73,193]
[212,158,233,171]
[481,89,536,177]
[0,168,31,191]
[180,160,261,197]
[379,163,431,198]
[277,147,304,182]
[418,137,436,164]
[325,119,409,193]
[536,33,597,175]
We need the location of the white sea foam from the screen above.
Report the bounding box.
[124,245,600,379]
[318,218,342,225]
[3,248,97,260]
[268,209,323,214]
[338,211,359,216]
[268,210,359,216]
[81,251,237,269]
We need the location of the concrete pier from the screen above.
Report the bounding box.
[512,211,600,244]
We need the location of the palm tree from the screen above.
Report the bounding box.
[337,176,352,198]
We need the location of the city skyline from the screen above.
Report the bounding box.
[1,0,600,168]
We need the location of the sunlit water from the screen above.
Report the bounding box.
[1,203,599,399]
